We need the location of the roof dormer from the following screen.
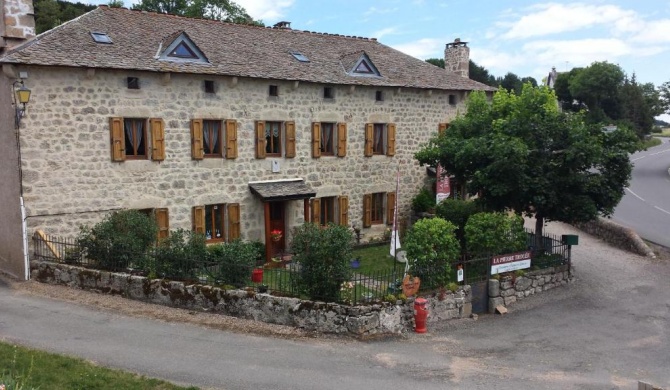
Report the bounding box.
[158,31,208,64]
[341,51,381,77]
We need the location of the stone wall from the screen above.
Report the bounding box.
[487,266,573,313]
[30,261,473,335]
[0,73,24,279]
[574,218,655,258]
[1,0,35,52]
[444,39,469,78]
[15,66,465,244]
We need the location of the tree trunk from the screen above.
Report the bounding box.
[534,215,545,252]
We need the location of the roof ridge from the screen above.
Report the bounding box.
[98,5,376,41]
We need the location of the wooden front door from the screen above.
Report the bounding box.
[268,201,285,256]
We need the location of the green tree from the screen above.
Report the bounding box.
[404,218,460,290]
[34,0,95,34]
[660,81,670,114]
[498,72,523,95]
[569,61,624,123]
[132,0,260,24]
[618,74,656,137]
[415,85,638,242]
[425,58,444,68]
[107,0,124,8]
[425,58,498,87]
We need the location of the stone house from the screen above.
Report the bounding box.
[0,3,494,279]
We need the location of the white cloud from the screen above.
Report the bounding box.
[391,38,445,59]
[372,27,398,40]
[522,38,633,65]
[499,3,639,39]
[234,0,294,22]
[631,19,670,43]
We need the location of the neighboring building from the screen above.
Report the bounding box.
[545,67,559,88]
[0,5,494,278]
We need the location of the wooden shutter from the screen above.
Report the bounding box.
[255,121,266,159]
[191,119,204,160]
[337,123,347,157]
[386,192,396,226]
[364,123,374,157]
[227,203,241,241]
[386,123,396,156]
[285,121,296,158]
[150,118,165,161]
[312,122,321,158]
[110,117,125,162]
[155,208,169,240]
[225,119,238,159]
[338,196,349,226]
[363,194,372,228]
[311,198,321,225]
[438,123,450,135]
[193,206,205,235]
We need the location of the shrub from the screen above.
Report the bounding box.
[411,187,436,213]
[435,199,482,247]
[291,223,353,302]
[77,210,158,271]
[206,240,259,287]
[464,212,527,256]
[153,229,207,280]
[404,218,460,290]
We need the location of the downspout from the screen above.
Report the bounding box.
[20,196,29,280]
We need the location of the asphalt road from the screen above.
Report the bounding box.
[613,137,670,247]
[1,221,669,390]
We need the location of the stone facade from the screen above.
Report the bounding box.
[444,38,470,78]
[31,261,473,335]
[487,266,573,313]
[1,0,35,52]
[16,65,464,244]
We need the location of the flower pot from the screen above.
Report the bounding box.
[251,268,264,283]
[257,285,268,293]
[350,259,360,269]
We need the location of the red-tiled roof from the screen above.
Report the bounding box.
[0,6,495,91]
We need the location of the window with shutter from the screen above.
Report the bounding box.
[371,192,385,224]
[123,118,148,159]
[110,117,125,162]
[255,121,266,158]
[155,208,169,239]
[225,119,238,159]
[202,120,223,157]
[311,198,321,225]
[193,206,205,235]
[338,196,349,226]
[337,123,347,157]
[363,194,372,227]
[386,123,396,156]
[386,192,396,226]
[191,119,204,160]
[265,121,282,156]
[438,123,450,135]
[285,121,296,158]
[228,203,241,241]
[150,118,165,161]
[364,123,374,157]
[312,122,321,158]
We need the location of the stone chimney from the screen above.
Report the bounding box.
[1,0,35,54]
[444,38,469,78]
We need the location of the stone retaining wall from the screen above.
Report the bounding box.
[31,261,472,336]
[574,218,655,258]
[487,266,573,313]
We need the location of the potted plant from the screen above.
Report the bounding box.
[270,229,283,242]
[350,257,361,269]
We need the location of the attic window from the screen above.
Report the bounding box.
[91,32,112,44]
[169,42,197,59]
[448,94,457,105]
[204,80,215,94]
[375,90,384,102]
[291,51,310,62]
[159,31,209,64]
[349,53,381,77]
[355,61,373,74]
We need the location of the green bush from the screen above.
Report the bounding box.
[464,212,527,255]
[411,187,436,213]
[77,210,158,271]
[435,199,482,246]
[153,229,207,280]
[291,223,353,302]
[404,218,460,290]
[206,240,259,287]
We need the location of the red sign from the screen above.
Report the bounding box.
[436,164,451,202]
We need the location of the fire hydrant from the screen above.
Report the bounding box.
[414,297,428,333]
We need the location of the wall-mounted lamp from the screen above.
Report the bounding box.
[13,80,31,129]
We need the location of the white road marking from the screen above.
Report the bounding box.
[625,187,645,202]
[632,155,646,162]
[654,206,670,216]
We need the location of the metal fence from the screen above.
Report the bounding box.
[32,229,571,305]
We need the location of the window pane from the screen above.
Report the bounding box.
[320,197,335,225]
[372,193,384,223]
[266,122,281,154]
[124,119,146,157]
[205,205,213,239]
[214,205,223,239]
[203,120,221,156]
[321,123,334,154]
[373,124,385,155]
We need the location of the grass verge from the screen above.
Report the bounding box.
[0,341,199,390]
[638,137,662,150]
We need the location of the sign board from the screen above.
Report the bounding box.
[436,164,451,203]
[457,266,464,282]
[491,250,531,275]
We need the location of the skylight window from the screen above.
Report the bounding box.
[91,32,112,44]
[290,51,310,62]
[169,42,197,59]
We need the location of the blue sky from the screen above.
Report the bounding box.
[81,0,670,117]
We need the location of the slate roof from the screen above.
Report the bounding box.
[0,6,495,91]
[249,179,316,202]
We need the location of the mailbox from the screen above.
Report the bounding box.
[562,234,579,246]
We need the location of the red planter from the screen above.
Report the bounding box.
[251,268,264,283]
